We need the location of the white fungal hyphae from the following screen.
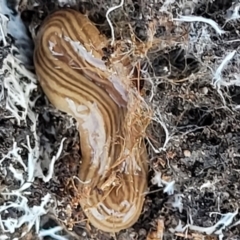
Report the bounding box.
[225,2,240,23]
[171,209,238,240]
[173,15,225,35]
[0,0,33,64]
[0,2,67,237]
[151,170,175,195]
[0,53,37,125]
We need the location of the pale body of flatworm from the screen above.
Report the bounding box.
[34,8,149,232]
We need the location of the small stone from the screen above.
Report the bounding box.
[183,150,191,157]
[201,87,208,95]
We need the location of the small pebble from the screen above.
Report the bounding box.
[201,87,208,95]
[183,150,191,157]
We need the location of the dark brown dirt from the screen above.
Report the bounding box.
[1,0,240,239]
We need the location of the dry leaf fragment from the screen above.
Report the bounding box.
[147,219,164,240]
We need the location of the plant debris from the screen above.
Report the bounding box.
[1,0,240,240]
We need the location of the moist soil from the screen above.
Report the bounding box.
[1,0,240,239]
